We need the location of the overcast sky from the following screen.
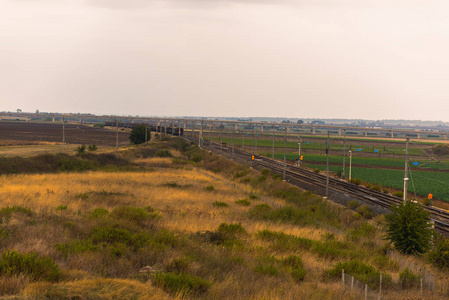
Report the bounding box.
[1,0,449,121]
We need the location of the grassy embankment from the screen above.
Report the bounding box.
[0,138,448,299]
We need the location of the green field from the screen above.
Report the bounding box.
[211,137,426,156]
[306,165,449,201]
[266,153,449,171]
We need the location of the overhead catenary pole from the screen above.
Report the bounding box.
[283,126,287,180]
[232,126,235,157]
[252,126,255,156]
[62,115,65,153]
[326,131,330,198]
[349,150,352,181]
[242,130,245,150]
[199,119,204,147]
[404,136,409,202]
[342,129,346,179]
[272,132,275,159]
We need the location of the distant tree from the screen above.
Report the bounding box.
[36,109,39,114]
[17,109,22,113]
[296,120,304,124]
[129,124,151,145]
[432,144,449,156]
[281,120,291,124]
[385,201,432,255]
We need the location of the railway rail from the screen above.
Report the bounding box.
[193,137,449,236]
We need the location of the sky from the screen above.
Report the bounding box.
[1,0,449,121]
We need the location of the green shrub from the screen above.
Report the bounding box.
[372,255,399,271]
[88,144,98,152]
[110,206,156,225]
[281,255,307,282]
[233,169,249,179]
[394,191,403,198]
[56,239,98,257]
[249,194,260,200]
[348,222,377,242]
[372,185,381,192]
[153,272,210,296]
[55,205,67,211]
[212,201,228,208]
[203,185,215,192]
[91,208,109,218]
[166,256,191,273]
[217,223,247,236]
[253,256,279,277]
[357,205,373,219]
[154,150,173,158]
[0,250,61,282]
[349,178,362,185]
[76,144,86,154]
[257,230,313,251]
[261,169,270,176]
[190,152,204,163]
[347,200,360,209]
[313,168,320,174]
[235,199,251,206]
[75,192,91,199]
[324,260,392,290]
[0,206,33,222]
[399,267,420,289]
[428,234,449,270]
[272,174,283,180]
[385,201,432,255]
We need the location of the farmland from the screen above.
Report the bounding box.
[0,137,448,299]
[0,121,129,147]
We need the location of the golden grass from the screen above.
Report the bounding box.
[1,152,448,300]
[22,278,171,300]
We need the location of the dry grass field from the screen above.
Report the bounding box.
[0,137,448,299]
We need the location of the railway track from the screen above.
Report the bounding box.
[194,138,449,236]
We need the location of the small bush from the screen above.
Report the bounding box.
[76,144,86,154]
[0,206,33,222]
[55,205,67,211]
[217,223,247,236]
[190,152,204,163]
[313,168,320,174]
[399,267,420,289]
[394,191,403,198]
[349,178,362,185]
[253,256,279,277]
[153,272,210,296]
[154,150,173,158]
[372,185,381,192]
[0,251,61,282]
[323,260,392,290]
[88,144,98,152]
[261,169,270,176]
[166,256,191,273]
[91,208,109,218]
[212,201,229,208]
[235,199,251,206]
[423,198,431,206]
[249,194,260,200]
[347,200,360,209]
[357,205,373,219]
[272,174,283,180]
[75,192,90,200]
[203,185,215,192]
[428,234,449,270]
[281,255,307,282]
[110,206,157,225]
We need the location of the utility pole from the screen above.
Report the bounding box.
[297,142,301,167]
[242,130,245,150]
[252,126,255,156]
[349,151,352,181]
[232,126,235,157]
[220,125,223,152]
[342,129,346,180]
[404,136,409,202]
[283,127,287,180]
[199,119,203,147]
[62,115,65,153]
[272,132,275,159]
[255,127,258,155]
[326,131,330,198]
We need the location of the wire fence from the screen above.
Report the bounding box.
[342,271,382,300]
